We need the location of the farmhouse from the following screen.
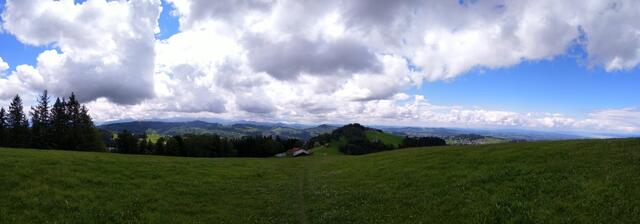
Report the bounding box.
[286,147,312,157]
[275,147,313,157]
[292,149,312,157]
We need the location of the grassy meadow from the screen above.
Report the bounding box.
[1,138,640,223]
[364,130,404,147]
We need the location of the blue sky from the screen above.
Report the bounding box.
[155,0,179,40]
[0,0,638,134]
[412,54,640,118]
[0,0,46,70]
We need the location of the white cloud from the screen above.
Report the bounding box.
[245,35,380,80]
[164,0,640,81]
[0,57,8,73]
[0,56,39,100]
[576,108,640,133]
[1,0,639,134]
[0,64,42,101]
[577,1,640,71]
[2,0,161,104]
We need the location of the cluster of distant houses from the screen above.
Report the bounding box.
[275,147,312,158]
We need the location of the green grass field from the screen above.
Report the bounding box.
[364,130,403,147]
[1,138,640,223]
[311,138,344,156]
[145,133,163,143]
[312,130,402,155]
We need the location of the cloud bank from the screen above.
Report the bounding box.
[0,0,639,133]
[2,0,160,104]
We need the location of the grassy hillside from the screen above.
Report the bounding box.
[312,137,347,156]
[145,133,163,143]
[1,138,640,223]
[364,130,403,147]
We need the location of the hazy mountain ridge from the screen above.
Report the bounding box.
[99,120,595,141]
[99,121,339,140]
[378,126,586,141]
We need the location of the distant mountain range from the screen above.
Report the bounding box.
[99,121,337,140]
[378,126,586,141]
[98,120,600,141]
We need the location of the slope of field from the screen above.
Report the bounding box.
[312,130,402,156]
[364,130,403,147]
[1,138,640,223]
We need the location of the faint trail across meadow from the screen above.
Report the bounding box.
[293,159,310,224]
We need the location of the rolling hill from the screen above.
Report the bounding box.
[2,138,639,223]
[99,121,338,140]
[307,123,409,155]
[364,130,404,147]
[99,120,592,142]
[311,129,403,155]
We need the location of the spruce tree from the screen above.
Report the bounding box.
[78,105,104,151]
[47,93,104,151]
[7,95,29,148]
[116,130,137,153]
[50,98,68,149]
[138,139,148,154]
[0,108,6,147]
[30,90,51,149]
[155,137,165,155]
[66,93,81,150]
[144,139,153,154]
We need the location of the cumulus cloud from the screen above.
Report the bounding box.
[0,57,8,73]
[167,0,640,80]
[246,36,380,80]
[167,0,273,29]
[1,0,639,133]
[576,108,640,133]
[236,90,276,114]
[2,0,161,104]
[578,1,640,70]
[152,25,242,113]
[0,61,44,100]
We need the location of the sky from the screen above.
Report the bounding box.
[0,0,639,134]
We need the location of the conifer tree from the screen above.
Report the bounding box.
[0,108,6,147]
[50,97,68,149]
[144,139,153,154]
[7,95,29,148]
[155,137,165,155]
[115,130,137,153]
[77,105,104,151]
[139,139,148,154]
[66,93,82,150]
[0,92,104,151]
[30,90,51,149]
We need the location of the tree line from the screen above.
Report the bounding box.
[0,91,104,151]
[0,96,443,157]
[113,131,304,158]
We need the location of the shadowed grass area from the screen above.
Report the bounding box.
[1,138,640,223]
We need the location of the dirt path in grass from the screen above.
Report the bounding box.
[296,164,309,224]
[294,159,310,224]
[290,158,314,224]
